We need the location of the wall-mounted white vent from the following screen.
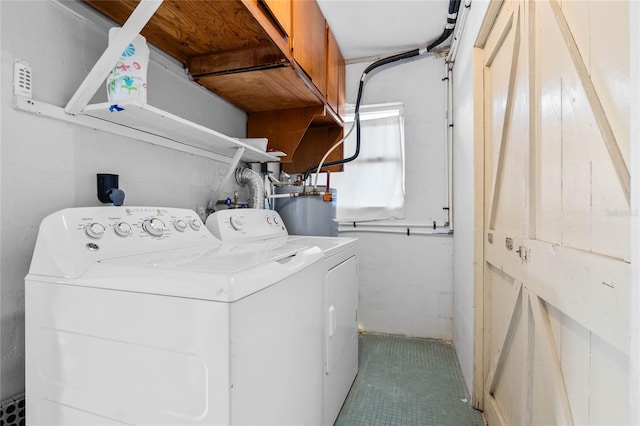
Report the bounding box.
[14,60,32,98]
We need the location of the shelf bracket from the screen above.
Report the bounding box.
[211,147,246,206]
[65,0,163,115]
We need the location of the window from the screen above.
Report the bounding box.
[330,102,405,222]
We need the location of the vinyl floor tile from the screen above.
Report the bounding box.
[335,333,485,426]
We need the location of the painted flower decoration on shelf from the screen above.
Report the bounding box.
[121,76,138,94]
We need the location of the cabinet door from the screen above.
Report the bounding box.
[326,27,345,115]
[261,0,291,36]
[292,0,326,95]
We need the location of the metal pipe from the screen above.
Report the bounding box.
[441,0,472,233]
[446,0,472,66]
[338,227,451,236]
[445,63,454,232]
[338,221,449,229]
[267,191,332,199]
[235,168,264,209]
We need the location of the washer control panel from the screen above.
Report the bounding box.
[29,207,219,278]
[205,209,288,241]
[72,207,208,241]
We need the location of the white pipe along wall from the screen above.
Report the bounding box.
[0,0,248,400]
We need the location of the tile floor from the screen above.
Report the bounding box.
[335,333,485,426]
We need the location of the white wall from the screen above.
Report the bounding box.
[451,0,489,395]
[339,56,453,340]
[0,0,246,401]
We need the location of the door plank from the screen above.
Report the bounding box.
[486,9,522,229]
[545,0,630,204]
[485,282,523,395]
[530,294,575,425]
[486,230,629,354]
[527,0,538,241]
[485,393,509,426]
[526,237,629,355]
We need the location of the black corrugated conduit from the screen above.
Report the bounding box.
[427,0,462,52]
[303,0,463,183]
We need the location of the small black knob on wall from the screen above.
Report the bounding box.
[97,174,118,204]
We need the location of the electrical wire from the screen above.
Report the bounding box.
[304,48,421,184]
[312,120,356,188]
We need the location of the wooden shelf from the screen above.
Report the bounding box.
[81,99,280,163]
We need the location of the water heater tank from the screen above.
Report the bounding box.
[274,185,337,237]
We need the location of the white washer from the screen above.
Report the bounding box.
[25,206,325,425]
[207,209,359,426]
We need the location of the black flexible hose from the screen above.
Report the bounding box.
[302,0,462,181]
[303,48,421,180]
[427,0,461,51]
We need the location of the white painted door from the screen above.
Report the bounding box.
[479,0,630,424]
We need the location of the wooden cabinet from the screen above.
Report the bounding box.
[248,105,343,174]
[291,0,327,96]
[83,0,344,172]
[326,27,345,116]
[261,0,291,36]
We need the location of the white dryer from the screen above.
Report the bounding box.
[25,206,325,425]
[206,209,359,426]
[288,235,359,425]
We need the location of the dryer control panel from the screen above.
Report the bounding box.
[206,209,288,242]
[29,207,218,278]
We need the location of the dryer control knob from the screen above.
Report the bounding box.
[174,219,187,232]
[189,219,201,231]
[85,223,106,239]
[143,218,165,237]
[114,222,132,237]
[273,215,279,225]
[229,216,244,231]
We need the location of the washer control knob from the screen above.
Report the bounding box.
[273,215,279,225]
[114,222,132,237]
[174,219,187,232]
[266,216,273,225]
[229,216,244,231]
[189,219,201,231]
[142,218,165,237]
[85,223,106,239]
